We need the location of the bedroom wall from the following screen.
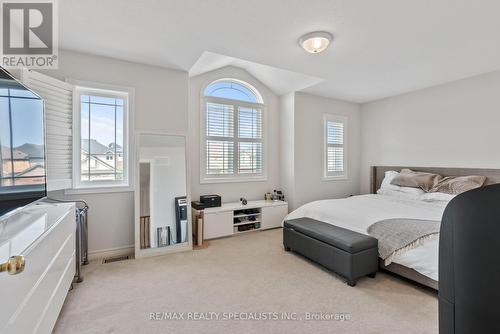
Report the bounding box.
[293,92,361,209]
[188,66,281,203]
[279,93,296,209]
[44,50,189,257]
[360,70,500,193]
[279,92,361,210]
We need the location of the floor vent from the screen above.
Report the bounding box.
[102,255,131,264]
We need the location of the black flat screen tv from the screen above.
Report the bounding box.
[0,67,46,217]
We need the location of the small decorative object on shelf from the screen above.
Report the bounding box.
[240,197,248,205]
[270,190,285,201]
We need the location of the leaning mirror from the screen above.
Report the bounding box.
[134,133,191,258]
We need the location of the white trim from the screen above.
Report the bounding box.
[199,78,268,184]
[69,79,135,193]
[322,114,348,181]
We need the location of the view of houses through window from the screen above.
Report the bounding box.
[0,87,45,188]
[79,93,127,184]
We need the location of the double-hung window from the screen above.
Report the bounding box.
[202,79,265,182]
[73,86,130,189]
[324,114,348,179]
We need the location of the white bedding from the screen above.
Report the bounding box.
[285,194,447,281]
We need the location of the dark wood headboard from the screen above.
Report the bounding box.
[370,166,500,194]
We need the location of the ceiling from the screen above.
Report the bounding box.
[60,0,500,103]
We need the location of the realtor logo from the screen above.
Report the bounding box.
[1,0,58,68]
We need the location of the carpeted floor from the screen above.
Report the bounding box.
[54,228,438,334]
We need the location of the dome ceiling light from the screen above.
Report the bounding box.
[298,31,333,54]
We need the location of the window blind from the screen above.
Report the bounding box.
[205,102,263,177]
[237,106,262,173]
[238,107,262,139]
[21,69,73,191]
[206,103,234,137]
[326,120,345,175]
[206,103,234,175]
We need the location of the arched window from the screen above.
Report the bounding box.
[204,79,263,104]
[202,78,265,181]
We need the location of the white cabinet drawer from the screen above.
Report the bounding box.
[261,205,288,230]
[203,211,233,239]
[0,203,75,334]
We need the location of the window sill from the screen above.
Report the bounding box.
[200,176,268,184]
[322,175,349,182]
[64,185,133,195]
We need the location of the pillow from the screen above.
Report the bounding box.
[420,192,456,203]
[390,168,443,191]
[379,170,400,191]
[378,171,425,199]
[377,188,424,200]
[430,175,486,195]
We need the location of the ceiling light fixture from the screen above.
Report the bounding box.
[299,31,333,54]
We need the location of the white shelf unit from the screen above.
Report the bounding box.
[201,200,288,240]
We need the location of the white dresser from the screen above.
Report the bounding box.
[0,202,76,334]
[201,200,288,239]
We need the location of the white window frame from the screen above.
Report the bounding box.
[323,114,348,181]
[200,83,267,184]
[69,81,134,193]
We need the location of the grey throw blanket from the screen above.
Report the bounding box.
[367,218,440,266]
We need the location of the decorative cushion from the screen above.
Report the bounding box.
[390,168,443,191]
[431,175,486,195]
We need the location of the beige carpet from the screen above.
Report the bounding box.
[54,229,438,334]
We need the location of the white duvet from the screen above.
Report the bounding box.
[285,194,447,281]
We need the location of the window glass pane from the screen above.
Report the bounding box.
[90,95,118,105]
[0,97,12,183]
[204,80,259,103]
[79,93,127,184]
[10,97,45,186]
[206,140,233,175]
[327,121,343,145]
[327,147,344,172]
[80,100,90,181]
[238,142,262,174]
[9,88,38,99]
[115,106,124,180]
[238,107,262,139]
[80,93,126,183]
[207,103,234,138]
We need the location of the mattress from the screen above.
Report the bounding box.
[285,194,447,281]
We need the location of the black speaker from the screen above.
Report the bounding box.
[439,184,500,333]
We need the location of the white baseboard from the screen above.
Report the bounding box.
[88,245,134,261]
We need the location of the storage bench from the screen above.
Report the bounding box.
[283,217,378,286]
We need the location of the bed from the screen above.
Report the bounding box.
[285,166,500,290]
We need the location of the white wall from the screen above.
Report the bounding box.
[360,70,500,193]
[293,93,361,209]
[46,50,188,256]
[279,93,296,209]
[188,66,280,203]
[279,92,361,210]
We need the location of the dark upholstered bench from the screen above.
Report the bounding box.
[283,218,378,286]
